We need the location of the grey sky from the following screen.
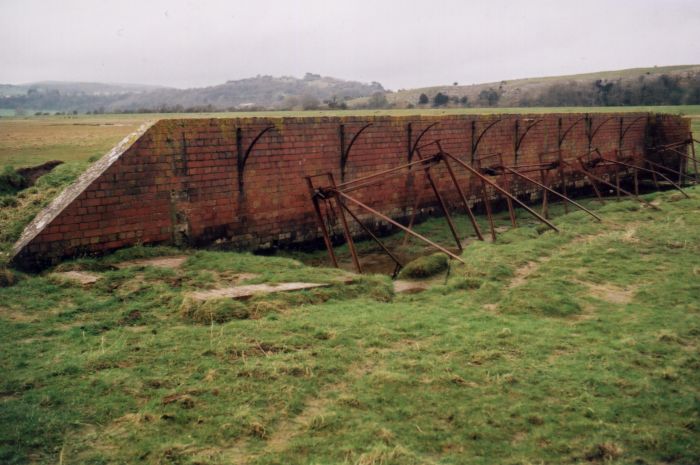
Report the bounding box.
[1,0,699,90]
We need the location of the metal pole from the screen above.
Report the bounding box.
[328,173,362,274]
[441,154,484,241]
[416,149,463,251]
[480,178,497,241]
[306,176,338,268]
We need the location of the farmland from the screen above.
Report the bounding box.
[0,108,699,464]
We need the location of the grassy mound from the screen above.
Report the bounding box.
[398,252,449,279]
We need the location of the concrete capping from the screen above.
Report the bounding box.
[10,121,155,261]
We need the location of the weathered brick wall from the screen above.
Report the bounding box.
[11,113,690,270]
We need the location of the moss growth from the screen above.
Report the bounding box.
[398,252,449,279]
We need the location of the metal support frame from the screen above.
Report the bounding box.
[304,126,688,273]
[307,151,475,273]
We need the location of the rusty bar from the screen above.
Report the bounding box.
[306,176,338,268]
[500,162,518,228]
[441,154,484,241]
[644,159,696,183]
[337,200,403,271]
[337,156,439,189]
[575,155,607,204]
[442,152,560,233]
[600,156,690,198]
[333,190,465,263]
[501,166,602,221]
[480,178,497,241]
[476,152,517,228]
[328,173,362,274]
[416,149,463,251]
[564,162,660,210]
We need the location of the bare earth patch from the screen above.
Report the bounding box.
[579,281,636,305]
[393,280,429,294]
[507,260,544,289]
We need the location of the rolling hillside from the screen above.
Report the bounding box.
[379,65,700,108]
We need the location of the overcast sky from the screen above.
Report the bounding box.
[1,0,699,90]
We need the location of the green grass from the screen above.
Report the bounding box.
[1,186,698,464]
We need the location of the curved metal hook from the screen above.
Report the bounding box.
[558,116,586,146]
[340,123,373,180]
[242,126,275,167]
[472,118,506,159]
[236,125,275,193]
[345,123,373,159]
[619,116,646,144]
[588,116,616,142]
[408,122,439,162]
[515,119,543,153]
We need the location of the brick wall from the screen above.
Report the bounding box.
[11,113,690,270]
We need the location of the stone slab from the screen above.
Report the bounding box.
[189,282,329,301]
[115,256,188,269]
[52,270,102,285]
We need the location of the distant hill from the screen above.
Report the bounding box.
[378,65,700,109]
[0,74,384,113]
[2,66,699,114]
[0,81,167,97]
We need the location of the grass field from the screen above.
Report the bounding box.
[0,107,699,464]
[0,188,699,464]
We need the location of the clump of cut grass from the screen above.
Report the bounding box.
[398,252,448,279]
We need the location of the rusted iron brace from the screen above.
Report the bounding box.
[441,152,560,232]
[330,189,465,264]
